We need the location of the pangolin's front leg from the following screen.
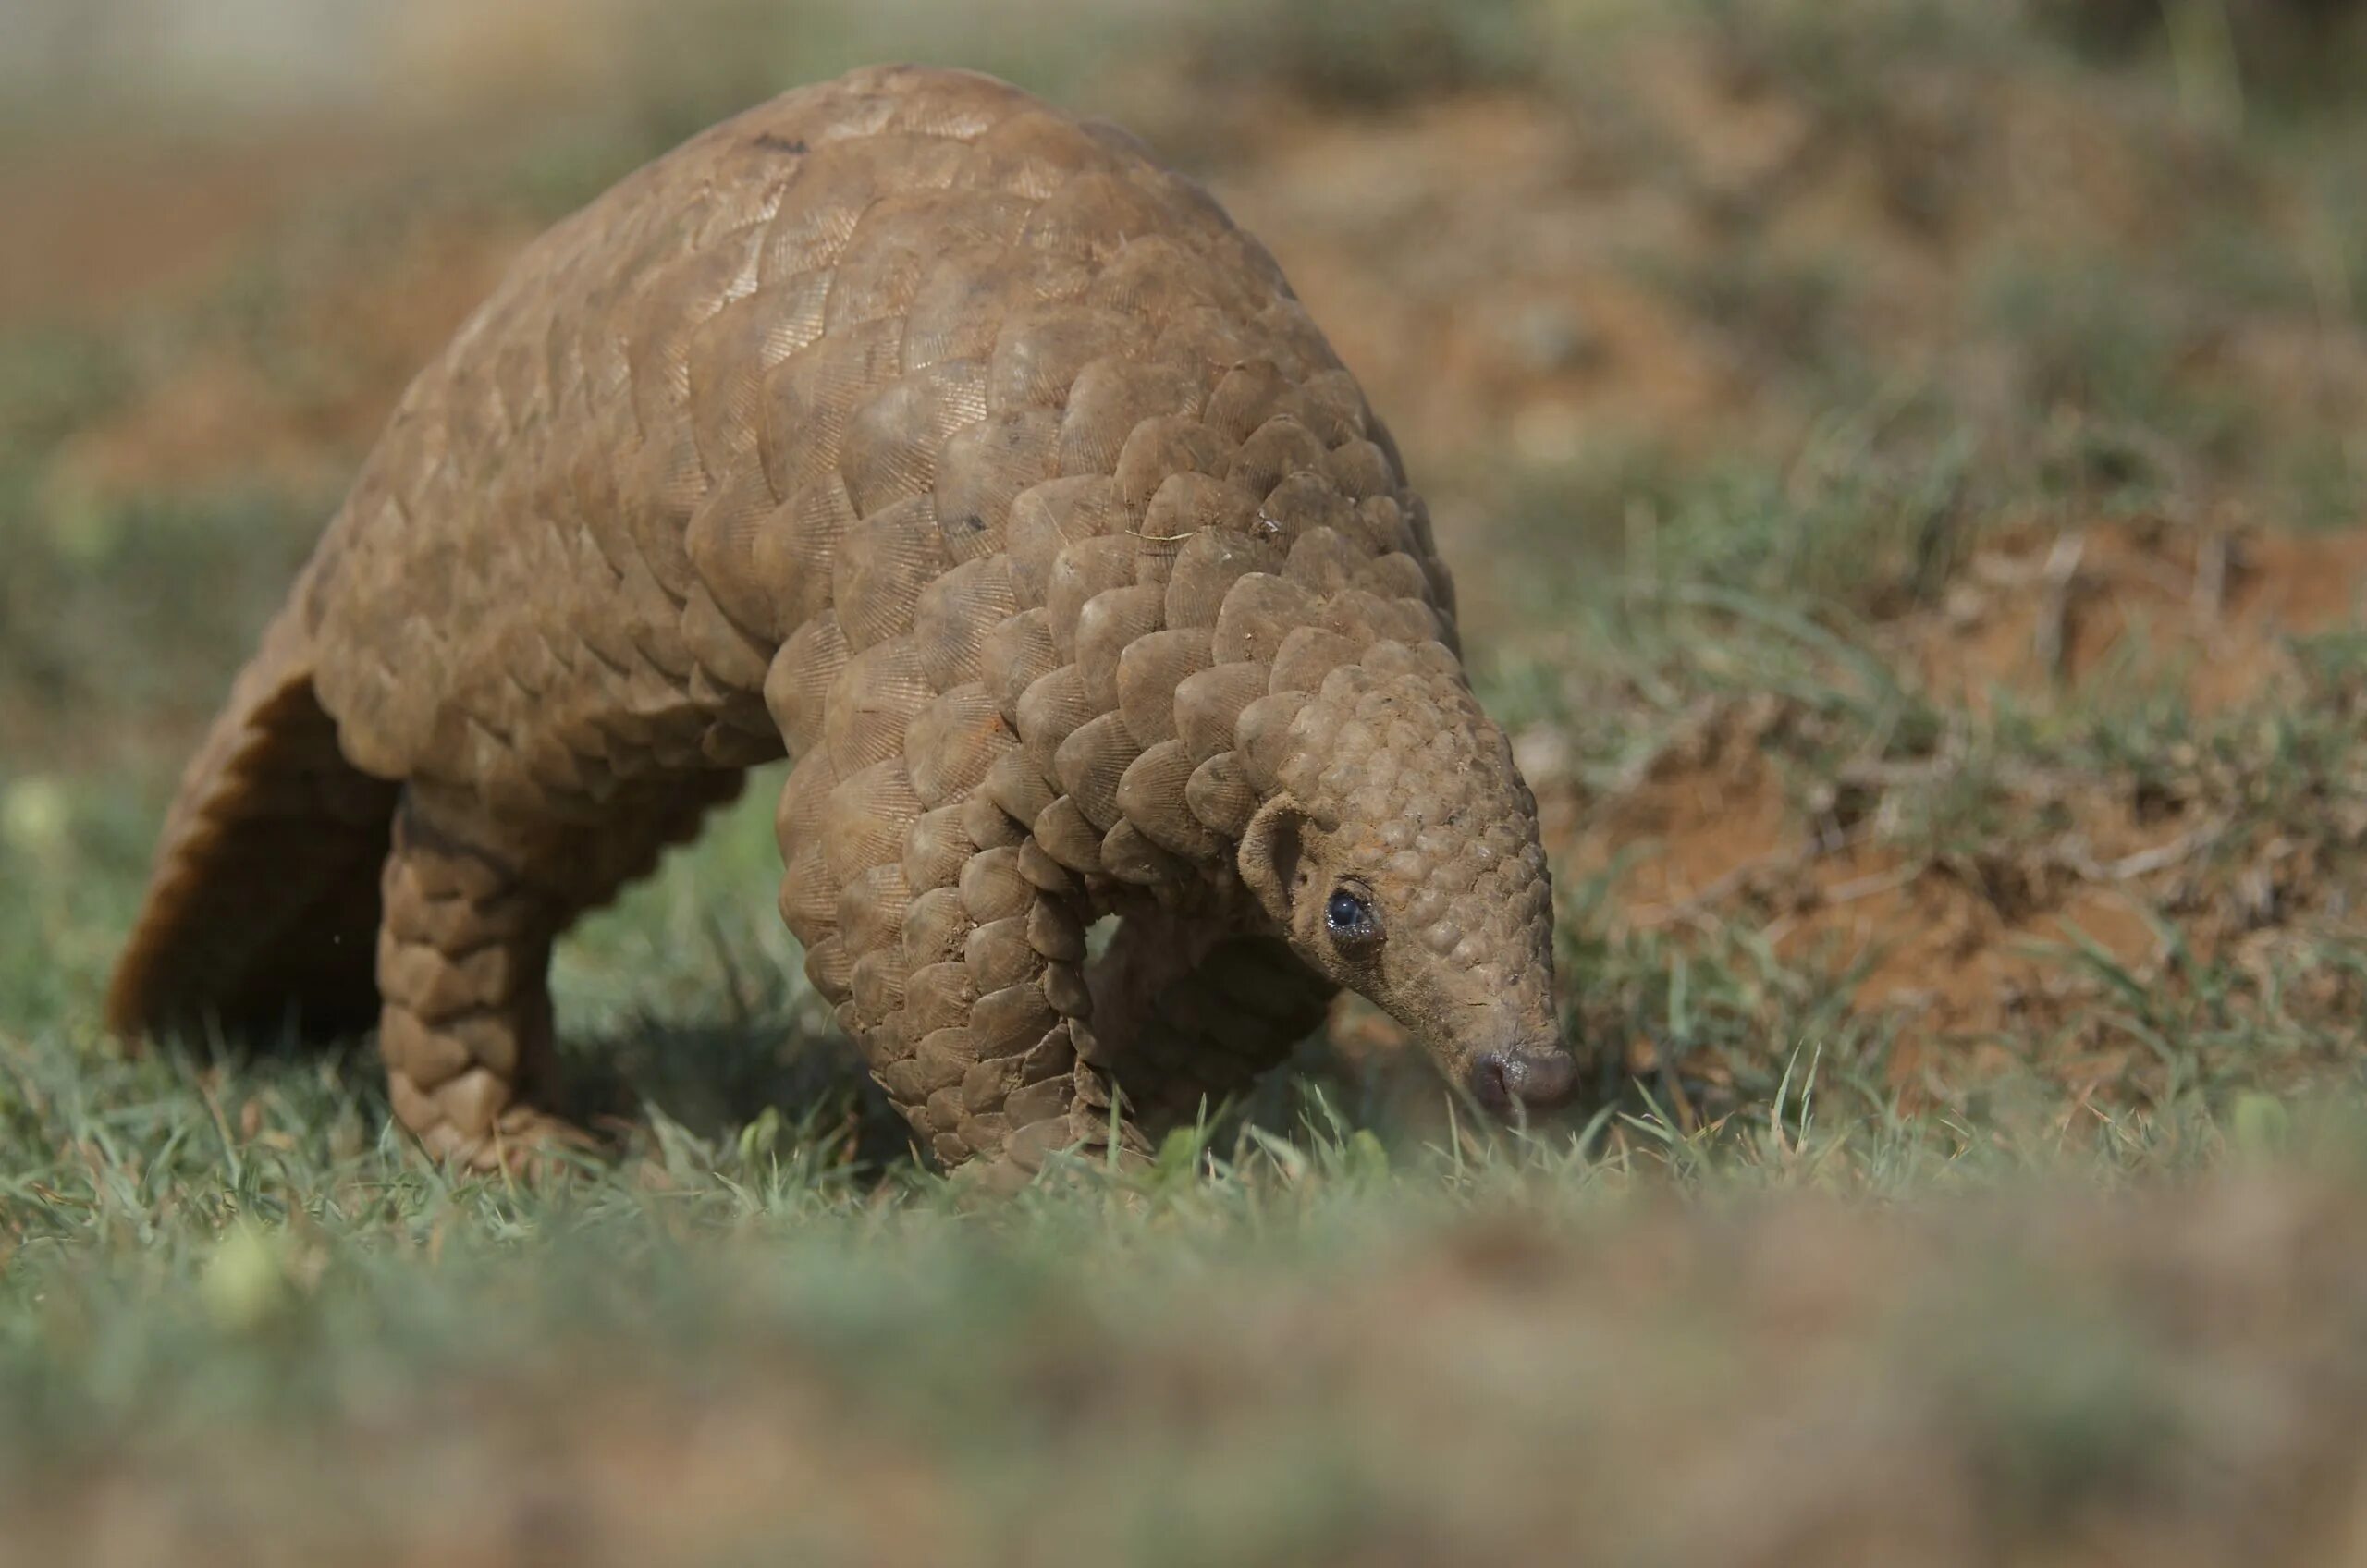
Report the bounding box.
[773,717,1148,1190]
[1081,893,1338,1134]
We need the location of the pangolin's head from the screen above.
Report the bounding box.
[1233,642,1574,1119]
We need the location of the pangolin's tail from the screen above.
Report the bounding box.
[105,596,400,1047]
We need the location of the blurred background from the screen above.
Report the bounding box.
[6,2,2367,1562]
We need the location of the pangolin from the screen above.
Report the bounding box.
[104,66,1575,1185]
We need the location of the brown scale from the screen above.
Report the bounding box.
[104,65,1573,1186]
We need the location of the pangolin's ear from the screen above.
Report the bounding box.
[1238,793,1308,928]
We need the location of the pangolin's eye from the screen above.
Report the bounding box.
[1325,885,1380,947]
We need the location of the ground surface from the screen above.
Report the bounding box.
[7,1,2367,1562]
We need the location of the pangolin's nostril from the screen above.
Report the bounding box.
[1468,1052,1515,1115]
[1512,1048,1576,1109]
[1466,1047,1576,1116]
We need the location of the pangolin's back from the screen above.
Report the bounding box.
[302,65,1448,819]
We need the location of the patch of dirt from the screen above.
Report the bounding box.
[1901,519,2367,719]
[1205,92,1739,471]
[0,129,392,329]
[41,351,343,503]
[1559,517,2367,1072]
[40,215,533,505]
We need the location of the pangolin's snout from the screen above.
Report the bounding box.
[1466,1045,1576,1118]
